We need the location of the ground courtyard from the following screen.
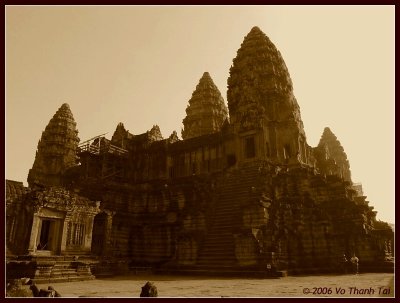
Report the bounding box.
[32,273,395,298]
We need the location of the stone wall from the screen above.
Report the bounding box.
[74,175,216,267]
[6,180,33,255]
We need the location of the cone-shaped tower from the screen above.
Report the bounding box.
[227,26,310,164]
[27,103,80,187]
[182,72,228,140]
[314,127,352,182]
[111,122,133,149]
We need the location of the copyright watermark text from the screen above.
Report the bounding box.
[302,286,391,296]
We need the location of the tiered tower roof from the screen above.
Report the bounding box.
[182,72,228,140]
[28,103,80,187]
[227,26,304,135]
[111,122,134,149]
[315,127,352,182]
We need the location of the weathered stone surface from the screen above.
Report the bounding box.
[148,125,163,142]
[228,27,295,122]
[28,103,80,187]
[7,177,100,281]
[6,180,31,255]
[227,26,312,166]
[7,186,100,255]
[314,127,352,182]
[168,130,180,143]
[111,122,134,149]
[182,72,228,140]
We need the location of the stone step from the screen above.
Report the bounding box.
[202,233,234,239]
[197,260,236,266]
[50,269,77,275]
[208,223,238,229]
[52,264,77,268]
[201,244,235,251]
[197,166,261,268]
[197,254,236,259]
[202,231,233,237]
[198,245,236,255]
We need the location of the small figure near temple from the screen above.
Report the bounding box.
[29,281,55,297]
[48,286,62,297]
[350,253,359,274]
[340,253,349,274]
[140,281,158,297]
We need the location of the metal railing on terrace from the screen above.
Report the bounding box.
[78,133,128,157]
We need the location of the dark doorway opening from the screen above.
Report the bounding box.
[36,218,62,253]
[37,220,51,250]
[245,137,256,158]
[227,154,236,167]
[91,212,107,256]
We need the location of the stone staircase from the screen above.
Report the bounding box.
[6,256,97,284]
[44,260,95,283]
[196,162,262,269]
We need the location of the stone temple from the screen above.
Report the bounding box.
[6,26,393,281]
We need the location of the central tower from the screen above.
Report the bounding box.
[227,27,311,165]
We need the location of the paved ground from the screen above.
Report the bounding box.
[35,273,394,298]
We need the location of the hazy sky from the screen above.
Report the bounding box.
[6,6,394,223]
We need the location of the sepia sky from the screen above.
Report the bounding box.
[5,6,394,223]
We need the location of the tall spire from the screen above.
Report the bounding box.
[182,72,228,140]
[27,103,80,187]
[227,26,302,129]
[111,122,133,149]
[227,26,308,164]
[314,127,352,182]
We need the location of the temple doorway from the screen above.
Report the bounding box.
[91,212,107,256]
[36,218,62,254]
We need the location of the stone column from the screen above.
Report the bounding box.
[60,215,72,254]
[166,156,172,179]
[83,215,95,252]
[270,125,278,160]
[103,210,116,257]
[27,214,40,255]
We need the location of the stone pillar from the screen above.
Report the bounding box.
[60,215,72,254]
[103,210,116,257]
[166,156,172,179]
[83,216,95,252]
[270,125,278,160]
[27,214,40,255]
